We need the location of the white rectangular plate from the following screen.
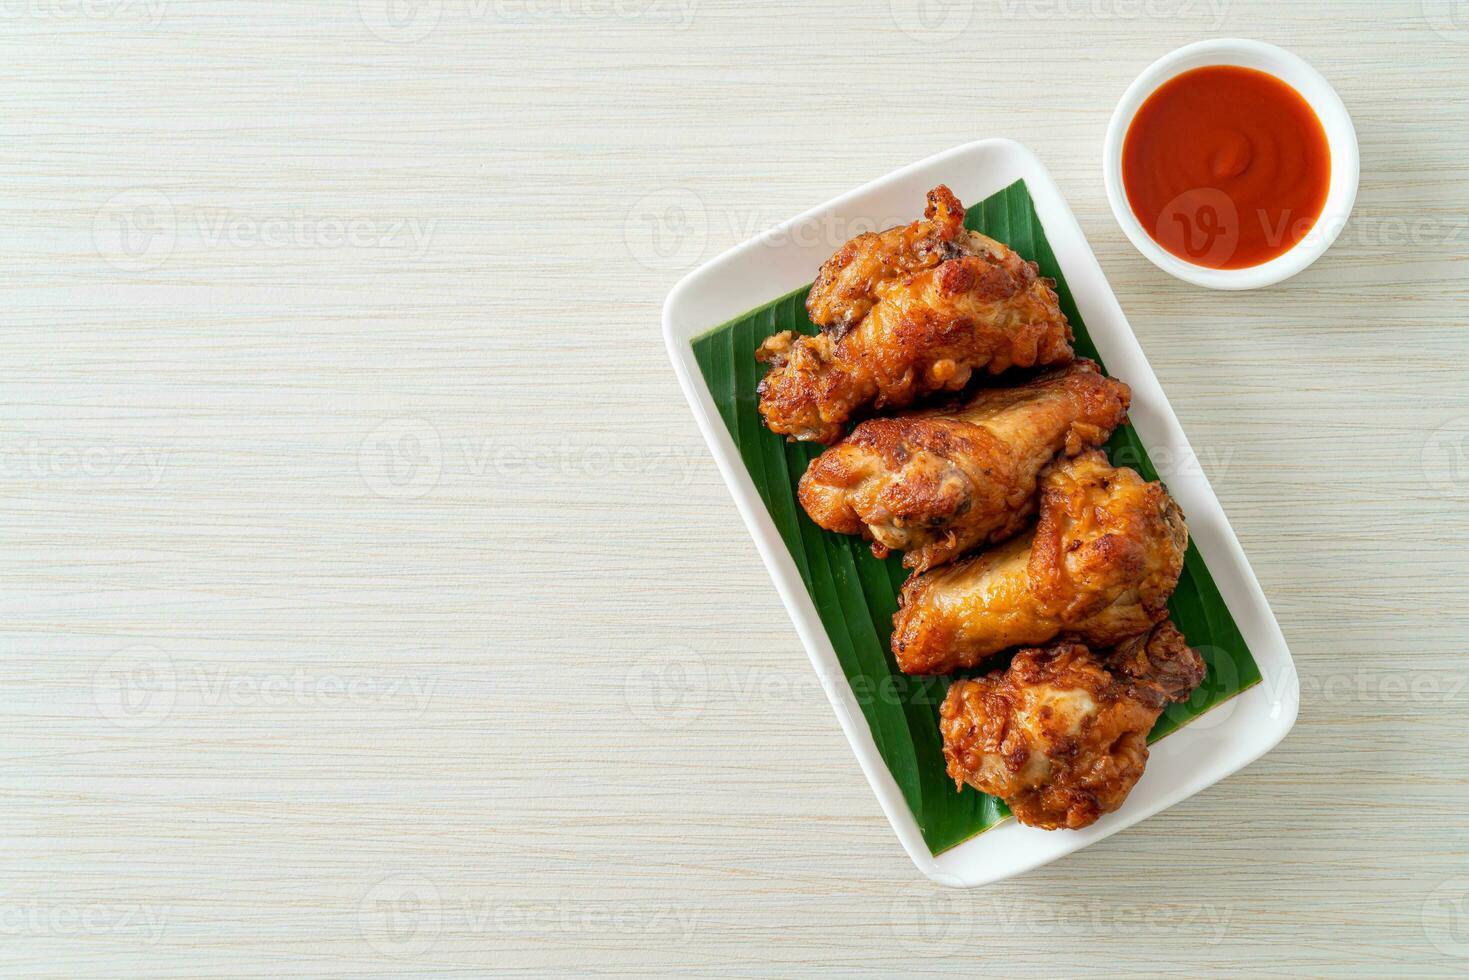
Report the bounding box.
[662,139,1298,886]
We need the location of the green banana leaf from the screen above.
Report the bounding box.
[690,179,1261,854]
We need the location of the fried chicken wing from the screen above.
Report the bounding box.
[890,451,1187,674]
[797,360,1130,571]
[756,187,1075,444]
[939,622,1206,830]
[805,185,969,335]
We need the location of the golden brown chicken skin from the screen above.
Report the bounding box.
[805,184,969,335]
[890,451,1187,674]
[756,188,1074,444]
[797,361,1130,572]
[939,622,1206,830]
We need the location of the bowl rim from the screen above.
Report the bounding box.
[1102,38,1360,290]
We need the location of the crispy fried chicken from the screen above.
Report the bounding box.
[755,186,1074,444]
[939,621,1206,829]
[797,360,1130,571]
[891,451,1187,674]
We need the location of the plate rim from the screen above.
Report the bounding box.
[661,138,1299,886]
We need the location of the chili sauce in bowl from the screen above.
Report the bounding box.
[1102,39,1358,289]
[1122,65,1330,270]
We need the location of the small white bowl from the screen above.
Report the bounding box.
[1103,38,1359,290]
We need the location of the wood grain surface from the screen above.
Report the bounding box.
[4,1,1469,975]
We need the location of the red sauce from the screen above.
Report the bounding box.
[1122,65,1330,269]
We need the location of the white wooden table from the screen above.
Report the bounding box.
[5,1,1469,975]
